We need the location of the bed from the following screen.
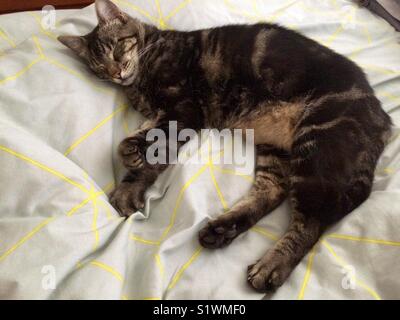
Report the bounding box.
[0,0,399,299]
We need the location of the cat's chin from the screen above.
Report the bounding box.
[120,76,135,86]
[109,77,134,86]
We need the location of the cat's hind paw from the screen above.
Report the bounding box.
[247,251,292,292]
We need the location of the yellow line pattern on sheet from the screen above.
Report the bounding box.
[250,0,262,17]
[383,167,395,175]
[0,217,55,263]
[251,226,279,241]
[32,36,45,58]
[66,197,92,217]
[130,235,161,246]
[155,0,167,30]
[127,138,256,290]
[322,240,381,300]
[167,246,203,290]
[361,24,372,45]
[159,164,209,241]
[268,0,299,23]
[154,253,165,278]
[162,147,232,289]
[90,188,100,250]
[164,0,194,22]
[0,58,43,86]
[0,36,115,99]
[223,0,260,21]
[0,27,16,48]
[114,0,159,25]
[224,0,300,23]
[297,2,338,15]
[208,146,228,210]
[0,145,89,194]
[29,13,58,40]
[0,178,113,265]
[297,244,318,300]
[327,234,400,247]
[31,35,116,95]
[379,91,400,106]
[0,36,45,85]
[359,63,400,76]
[209,166,228,210]
[66,183,112,217]
[88,260,124,282]
[323,10,355,47]
[212,166,254,183]
[86,176,116,248]
[122,116,132,136]
[78,261,146,301]
[64,104,128,156]
[100,181,115,195]
[78,260,162,300]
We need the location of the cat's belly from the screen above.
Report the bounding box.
[225,100,306,150]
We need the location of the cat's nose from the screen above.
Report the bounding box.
[108,65,122,79]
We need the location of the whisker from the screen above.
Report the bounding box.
[137,38,167,58]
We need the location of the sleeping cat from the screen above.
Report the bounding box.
[58,0,392,292]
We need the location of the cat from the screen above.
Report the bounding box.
[58,0,392,293]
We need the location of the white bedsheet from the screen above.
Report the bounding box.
[0,0,399,300]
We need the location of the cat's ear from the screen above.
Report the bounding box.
[58,35,88,58]
[95,0,125,24]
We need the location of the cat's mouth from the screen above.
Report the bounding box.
[107,74,134,86]
[118,72,136,86]
[120,76,135,86]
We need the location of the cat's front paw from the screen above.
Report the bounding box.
[118,135,147,170]
[247,250,293,292]
[109,182,146,217]
[198,220,239,249]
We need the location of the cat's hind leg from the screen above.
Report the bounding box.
[247,94,389,291]
[199,145,290,249]
[247,208,321,292]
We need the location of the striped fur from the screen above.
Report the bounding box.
[59,0,392,293]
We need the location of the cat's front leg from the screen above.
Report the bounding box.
[111,112,166,216]
[112,112,192,217]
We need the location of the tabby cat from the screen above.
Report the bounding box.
[59,0,392,292]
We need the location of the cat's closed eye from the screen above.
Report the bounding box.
[91,64,107,78]
[118,35,137,43]
[114,37,137,59]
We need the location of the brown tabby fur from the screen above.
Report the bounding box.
[58,0,392,292]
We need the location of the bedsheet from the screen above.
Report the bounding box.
[0,0,399,299]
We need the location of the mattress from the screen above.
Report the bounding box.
[0,0,399,299]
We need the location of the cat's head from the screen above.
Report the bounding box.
[58,0,146,86]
